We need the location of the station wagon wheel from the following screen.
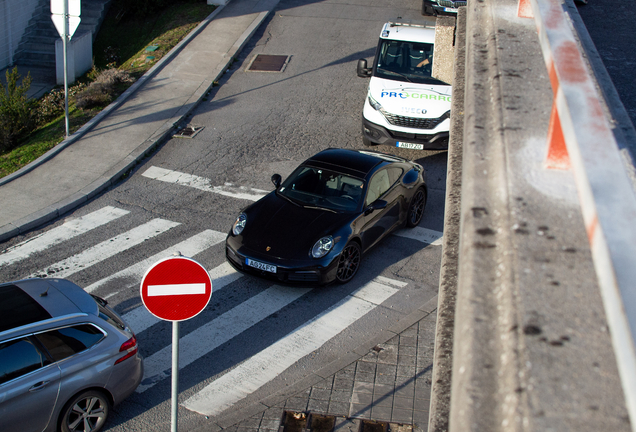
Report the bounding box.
[336,242,361,284]
[60,390,110,432]
[407,187,426,228]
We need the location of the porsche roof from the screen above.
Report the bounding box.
[304,148,406,178]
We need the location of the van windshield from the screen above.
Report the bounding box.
[374,39,446,85]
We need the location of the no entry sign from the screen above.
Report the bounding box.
[140,256,212,321]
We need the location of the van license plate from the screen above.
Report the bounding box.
[396,142,424,150]
[246,258,277,273]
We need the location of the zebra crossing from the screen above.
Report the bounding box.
[0,168,444,420]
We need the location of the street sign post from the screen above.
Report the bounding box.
[141,254,212,432]
[50,0,81,138]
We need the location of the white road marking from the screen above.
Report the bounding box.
[0,206,129,267]
[183,277,407,417]
[103,291,119,300]
[136,285,312,393]
[142,166,268,202]
[84,230,226,294]
[148,283,206,296]
[394,226,443,245]
[122,262,241,334]
[27,218,180,279]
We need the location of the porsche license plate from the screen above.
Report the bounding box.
[246,258,277,273]
[396,142,424,150]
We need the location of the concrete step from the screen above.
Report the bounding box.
[13,0,112,68]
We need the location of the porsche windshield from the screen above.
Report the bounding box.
[279,166,365,212]
[374,39,446,85]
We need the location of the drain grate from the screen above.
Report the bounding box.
[360,420,388,432]
[174,124,204,138]
[247,54,290,72]
[278,411,411,432]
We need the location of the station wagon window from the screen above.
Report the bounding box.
[0,338,51,385]
[92,296,126,331]
[0,284,51,332]
[35,324,106,362]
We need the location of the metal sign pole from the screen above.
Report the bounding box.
[63,0,69,138]
[172,321,179,432]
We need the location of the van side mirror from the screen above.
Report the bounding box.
[357,59,372,78]
[271,174,282,189]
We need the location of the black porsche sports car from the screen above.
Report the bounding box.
[225,148,427,285]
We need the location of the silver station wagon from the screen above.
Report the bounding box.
[0,278,143,432]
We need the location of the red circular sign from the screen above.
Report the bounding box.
[140,256,212,321]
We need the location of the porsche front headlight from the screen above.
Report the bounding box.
[232,213,247,236]
[312,236,334,258]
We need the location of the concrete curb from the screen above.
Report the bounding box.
[0,4,273,242]
[427,8,465,432]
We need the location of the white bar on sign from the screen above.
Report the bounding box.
[148,283,206,296]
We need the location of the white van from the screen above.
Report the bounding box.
[357,22,451,150]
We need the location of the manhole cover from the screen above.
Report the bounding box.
[247,54,290,72]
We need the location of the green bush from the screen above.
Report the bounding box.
[37,83,87,125]
[0,68,38,152]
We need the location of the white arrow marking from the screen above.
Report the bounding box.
[142,166,268,202]
[147,283,207,296]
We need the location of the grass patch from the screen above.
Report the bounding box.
[0,107,99,177]
[0,0,215,178]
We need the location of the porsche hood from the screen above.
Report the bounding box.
[239,193,352,259]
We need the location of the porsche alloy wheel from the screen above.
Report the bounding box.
[407,188,426,228]
[336,242,361,284]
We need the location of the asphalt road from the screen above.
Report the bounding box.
[0,1,446,431]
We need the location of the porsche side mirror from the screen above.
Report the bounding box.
[364,199,387,215]
[357,59,372,78]
[402,168,420,186]
[271,174,282,189]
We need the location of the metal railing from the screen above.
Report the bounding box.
[523,0,636,428]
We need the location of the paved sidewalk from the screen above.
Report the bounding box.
[0,0,279,243]
[197,296,438,432]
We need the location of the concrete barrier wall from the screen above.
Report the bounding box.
[430,0,635,430]
[0,0,40,69]
[55,30,93,85]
